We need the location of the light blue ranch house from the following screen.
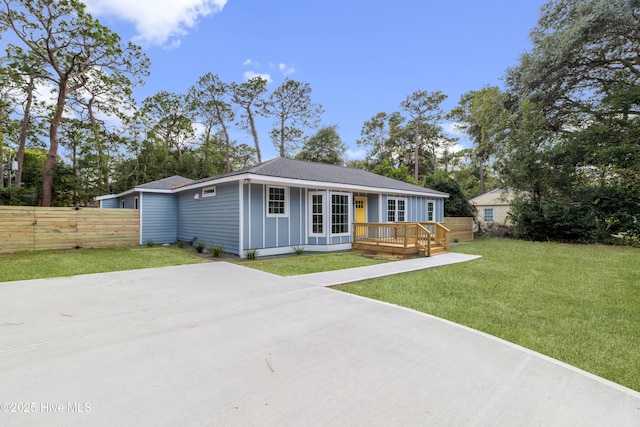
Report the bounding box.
[96,158,449,257]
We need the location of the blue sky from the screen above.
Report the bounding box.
[83,0,547,162]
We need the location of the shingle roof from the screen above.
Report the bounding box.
[137,175,195,190]
[187,158,448,197]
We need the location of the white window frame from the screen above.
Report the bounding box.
[484,208,494,223]
[330,192,351,237]
[387,197,407,223]
[202,185,217,198]
[308,191,326,237]
[267,186,289,217]
[427,200,434,222]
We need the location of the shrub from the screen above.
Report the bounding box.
[293,245,305,255]
[193,239,207,253]
[177,240,185,249]
[209,244,225,258]
[145,240,154,247]
[244,248,259,260]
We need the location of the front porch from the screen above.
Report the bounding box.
[352,222,450,257]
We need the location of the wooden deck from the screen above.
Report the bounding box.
[352,222,450,257]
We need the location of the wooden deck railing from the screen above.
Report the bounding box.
[419,222,451,251]
[352,222,450,256]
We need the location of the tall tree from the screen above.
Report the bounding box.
[140,91,195,159]
[69,66,138,195]
[400,90,447,182]
[449,86,508,193]
[356,111,407,166]
[264,79,324,158]
[0,0,149,206]
[1,50,47,190]
[188,73,235,173]
[503,0,640,243]
[0,75,12,189]
[232,76,267,163]
[296,125,346,165]
[507,0,640,128]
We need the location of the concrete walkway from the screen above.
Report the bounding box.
[1,258,639,426]
[288,252,482,287]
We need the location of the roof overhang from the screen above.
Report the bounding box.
[95,187,175,200]
[178,173,449,198]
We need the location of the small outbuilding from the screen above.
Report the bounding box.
[469,188,515,227]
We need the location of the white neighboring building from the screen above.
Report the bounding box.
[469,189,515,227]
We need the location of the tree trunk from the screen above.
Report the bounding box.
[479,158,485,194]
[41,80,67,207]
[15,76,34,189]
[88,96,109,194]
[279,119,286,157]
[247,109,261,163]
[222,122,231,174]
[0,137,4,189]
[413,125,420,182]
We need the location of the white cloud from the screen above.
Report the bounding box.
[278,63,295,76]
[243,71,272,83]
[442,121,468,137]
[345,148,367,160]
[83,0,227,47]
[243,58,253,66]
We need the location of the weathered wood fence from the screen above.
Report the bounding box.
[443,217,474,242]
[0,206,139,254]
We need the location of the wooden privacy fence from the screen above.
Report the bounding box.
[0,206,140,254]
[443,217,474,242]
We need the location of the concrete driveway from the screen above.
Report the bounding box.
[1,262,639,426]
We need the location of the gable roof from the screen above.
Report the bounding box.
[469,188,514,206]
[137,175,195,190]
[184,158,448,197]
[100,158,450,199]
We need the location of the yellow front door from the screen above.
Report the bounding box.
[355,197,366,237]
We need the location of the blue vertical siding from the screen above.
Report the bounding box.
[289,188,303,245]
[141,193,177,244]
[177,182,240,254]
[264,217,276,248]
[379,194,445,223]
[435,199,444,222]
[277,217,289,246]
[367,194,379,222]
[246,183,263,249]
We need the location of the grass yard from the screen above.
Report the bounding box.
[235,251,388,276]
[0,246,205,282]
[337,238,640,392]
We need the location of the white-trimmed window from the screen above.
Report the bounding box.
[387,197,406,222]
[331,193,350,235]
[484,208,494,223]
[202,185,216,198]
[309,191,325,236]
[427,200,434,221]
[267,186,288,217]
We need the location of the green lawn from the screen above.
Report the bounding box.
[235,251,387,276]
[336,239,640,392]
[0,246,205,282]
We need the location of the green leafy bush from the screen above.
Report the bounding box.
[193,239,207,253]
[209,244,225,258]
[244,248,258,260]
